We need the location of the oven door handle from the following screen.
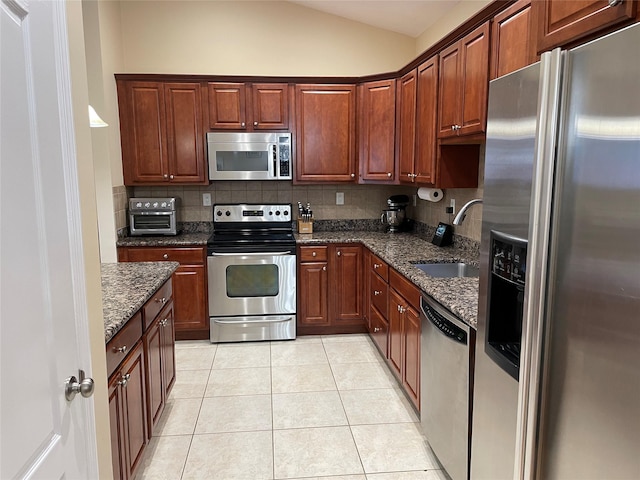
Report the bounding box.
[213,316,295,324]
[209,251,292,256]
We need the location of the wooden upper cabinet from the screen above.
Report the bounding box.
[492,0,537,80]
[397,70,418,184]
[118,81,207,185]
[414,55,439,185]
[534,0,637,54]
[207,82,246,129]
[295,84,357,183]
[438,21,490,139]
[359,79,397,182]
[208,82,289,130]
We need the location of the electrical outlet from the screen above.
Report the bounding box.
[336,192,344,205]
[446,206,454,214]
[450,198,456,214]
[202,193,212,206]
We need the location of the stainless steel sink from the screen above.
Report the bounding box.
[412,262,479,278]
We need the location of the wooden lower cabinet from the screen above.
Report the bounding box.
[108,278,176,480]
[108,341,147,480]
[297,244,365,334]
[118,246,208,339]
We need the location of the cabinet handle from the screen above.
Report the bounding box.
[387,172,392,177]
[241,122,246,128]
[115,345,128,354]
[609,0,623,5]
[163,174,168,179]
[398,305,406,314]
[373,290,381,296]
[350,173,355,178]
[312,251,317,257]
[373,327,381,333]
[253,121,258,126]
[160,318,169,327]
[118,373,131,387]
[170,174,174,180]
[163,253,169,259]
[322,266,327,271]
[337,251,342,257]
[373,263,381,269]
[155,297,167,305]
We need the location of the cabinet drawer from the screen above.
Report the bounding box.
[120,247,205,265]
[389,269,420,310]
[299,245,328,262]
[143,279,173,329]
[106,312,143,378]
[369,252,389,282]
[370,272,389,318]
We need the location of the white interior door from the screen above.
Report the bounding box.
[1,0,99,478]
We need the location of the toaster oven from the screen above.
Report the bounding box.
[128,197,179,236]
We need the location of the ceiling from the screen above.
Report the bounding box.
[287,0,464,37]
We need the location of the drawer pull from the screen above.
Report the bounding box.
[160,318,169,327]
[373,327,381,333]
[374,290,382,296]
[115,345,128,354]
[373,263,381,269]
[118,373,131,387]
[312,251,317,257]
[322,266,327,271]
[155,297,167,305]
[398,305,406,314]
[163,253,169,259]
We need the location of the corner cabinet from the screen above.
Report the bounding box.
[358,79,397,182]
[117,246,209,340]
[533,0,637,54]
[294,84,357,183]
[297,244,365,334]
[207,82,290,130]
[117,80,207,185]
[437,22,490,140]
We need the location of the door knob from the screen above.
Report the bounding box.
[65,370,95,401]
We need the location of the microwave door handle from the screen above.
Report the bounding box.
[269,143,277,178]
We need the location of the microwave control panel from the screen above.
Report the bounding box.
[278,137,291,178]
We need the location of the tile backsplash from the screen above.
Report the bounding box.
[116,148,485,242]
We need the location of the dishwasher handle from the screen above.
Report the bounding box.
[421,296,468,345]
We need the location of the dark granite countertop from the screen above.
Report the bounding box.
[296,232,479,328]
[116,232,211,247]
[102,262,179,343]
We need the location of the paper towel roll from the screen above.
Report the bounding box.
[417,187,444,202]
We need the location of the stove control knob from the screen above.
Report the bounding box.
[216,211,222,216]
[161,202,167,208]
[135,202,142,208]
[225,211,231,216]
[275,210,280,216]
[152,202,159,208]
[144,202,151,208]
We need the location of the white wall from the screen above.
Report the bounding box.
[118,0,416,76]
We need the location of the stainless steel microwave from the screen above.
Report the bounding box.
[207,132,292,181]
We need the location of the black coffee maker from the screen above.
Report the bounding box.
[381,195,410,232]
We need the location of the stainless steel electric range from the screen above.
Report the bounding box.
[207,204,296,343]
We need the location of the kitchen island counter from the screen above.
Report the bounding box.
[296,231,479,328]
[102,261,179,342]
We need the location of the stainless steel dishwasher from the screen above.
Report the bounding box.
[420,293,474,480]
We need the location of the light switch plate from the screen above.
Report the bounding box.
[336,192,344,205]
[203,193,212,206]
[450,198,455,214]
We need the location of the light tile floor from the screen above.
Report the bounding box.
[137,334,448,480]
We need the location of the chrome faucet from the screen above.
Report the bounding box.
[453,199,483,225]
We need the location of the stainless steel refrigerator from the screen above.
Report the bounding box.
[471,23,640,480]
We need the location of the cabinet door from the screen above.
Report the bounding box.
[459,22,490,136]
[121,342,147,480]
[119,81,168,184]
[534,0,636,53]
[437,43,461,139]
[108,376,127,480]
[160,303,176,398]
[208,82,247,129]
[332,245,364,324]
[164,83,207,183]
[359,79,396,182]
[491,0,537,80]
[397,70,418,183]
[252,83,289,130]
[173,265,208,332]
[403,305,421,409]
[415,55,438,185]
[144,319,164,437]
[295,84,356,182]
[388,289,404,379]
[298,262,329,325]
[369,305,389,358]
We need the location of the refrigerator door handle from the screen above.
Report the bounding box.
[513,47,564,480]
